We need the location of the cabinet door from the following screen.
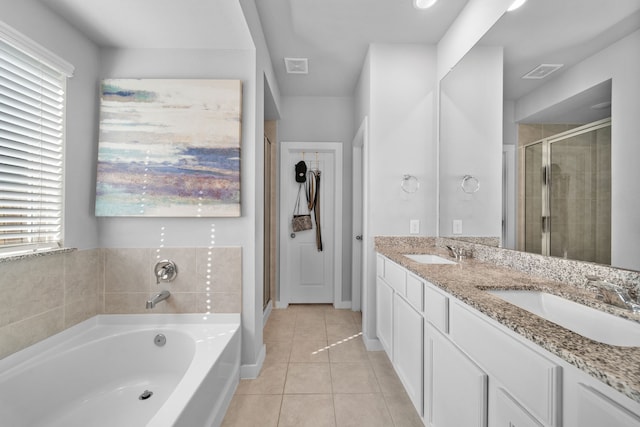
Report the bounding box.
[426,326,488,427]
[494,388,543,427]
[376,277,393,358]
[393,294,423,416]
[576,383,640,427]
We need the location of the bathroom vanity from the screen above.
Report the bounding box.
[375,241,640,427]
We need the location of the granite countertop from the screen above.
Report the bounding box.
[376,241,640,404]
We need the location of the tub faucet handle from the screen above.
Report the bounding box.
[154,260,178,284]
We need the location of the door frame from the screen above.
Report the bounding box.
[351,117,369,312]
[278,141,343,308]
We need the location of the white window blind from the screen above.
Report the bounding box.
[0,22,73,255]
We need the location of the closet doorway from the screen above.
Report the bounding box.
[263,132,275,309]
[279,142,343,307]
[519,118,611,264]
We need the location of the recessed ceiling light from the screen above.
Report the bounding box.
[591,101,611,110]
[521,64,564,80]
[507,0,527,11]
[413,0,438,10]
[284,58,308,74]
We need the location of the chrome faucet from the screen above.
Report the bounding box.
[446,245,470,261]
[146,290,171,309]
[587,276,640,313]
[154,260,178,285]
[446,245,460,259]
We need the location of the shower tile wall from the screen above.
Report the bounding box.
[549,128,611,264]
[518,123,610,264]
[0,247,242,359]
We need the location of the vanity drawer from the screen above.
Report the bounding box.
[406,273,424,312]
[424,283,448,333]
[384,259,407,295]
[450,302,561,426]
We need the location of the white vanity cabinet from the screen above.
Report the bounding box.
[393,292,423,415]
[563,362,640,427]
[573,384,640,427]
[375,275,393,356]
[375,253,640,427]
[375,255,424,415]
[449,301,562,427]
[494,388,544,427]
[426,324,488,427]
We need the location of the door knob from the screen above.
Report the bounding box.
[355,235,362,240]
[291,233,296,238]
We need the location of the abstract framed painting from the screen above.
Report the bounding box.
[95,79,242,217]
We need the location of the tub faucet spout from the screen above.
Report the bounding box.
[146,290,171,309]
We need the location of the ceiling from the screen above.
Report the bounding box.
[36,0,254,50]
[37,0,640,108]
[475,0,640,123]
[478,0,640,102]
[254,0,468,97]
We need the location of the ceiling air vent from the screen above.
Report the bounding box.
[522,64,563,79]
[284,57,308,74]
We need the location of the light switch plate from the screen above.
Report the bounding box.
[453,219,463,235]
[410,219,420,234]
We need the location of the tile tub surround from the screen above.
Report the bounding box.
[103,247,242,314]
[0,246,242,359]
[375,236,640,404]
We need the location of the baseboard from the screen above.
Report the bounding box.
[363,334,383,351]
[263,301,273,327]
[275,300,288,309]
[240,343,266,379]
[333,300,352,309]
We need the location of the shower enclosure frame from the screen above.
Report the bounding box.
[518,117,611,263]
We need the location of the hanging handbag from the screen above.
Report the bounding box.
[292,183,312,232]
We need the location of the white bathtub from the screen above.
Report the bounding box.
[0,313,241,427]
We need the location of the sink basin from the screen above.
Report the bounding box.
[488,290,640,347]
[404,254,457,265]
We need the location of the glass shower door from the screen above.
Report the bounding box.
[549,125,611,264]
[521,119,611,263]
[524,142,544,255]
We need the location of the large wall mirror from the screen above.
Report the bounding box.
[439,0,640,271]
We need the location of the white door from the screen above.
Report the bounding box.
[279,142,342,306]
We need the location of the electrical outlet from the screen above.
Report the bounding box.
[410,219,420,234]
[453,219,463,235]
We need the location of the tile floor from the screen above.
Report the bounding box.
[222,304,423,427]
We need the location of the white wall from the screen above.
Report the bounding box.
[357,43,439,343]
[1,0,283,376]
[439,46,504,238]
[96,49,256,246]
[1,0,101,250]
[277,96,355,302]
[97,46,264,370]
[368,44,438,237]
[515,30,640,271]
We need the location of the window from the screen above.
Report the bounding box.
[0,22,73,255]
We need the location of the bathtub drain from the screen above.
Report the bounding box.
[139,390,153,400]
[154,334,166,346]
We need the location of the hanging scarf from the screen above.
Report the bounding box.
[305,170,323,251]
